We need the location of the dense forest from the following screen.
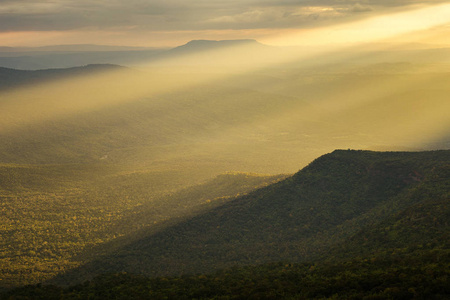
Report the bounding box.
[3,250,449,299]
[0,165,285,288]
[2,150,449,298]
[48,150,449,283]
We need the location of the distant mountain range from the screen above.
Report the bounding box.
[2,39,450,70]
[0,39,271,70]
[0,44,156,53]
[172,39,263,51]
[0,64,124,90]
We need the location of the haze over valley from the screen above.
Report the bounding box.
[1,39,449,173]
[1,1,450,298]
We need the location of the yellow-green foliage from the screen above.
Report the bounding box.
[0,164,284,288]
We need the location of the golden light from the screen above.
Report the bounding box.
[265,3,450,47]
[1,1,449,173]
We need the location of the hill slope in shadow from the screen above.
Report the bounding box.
[51,149,450,285]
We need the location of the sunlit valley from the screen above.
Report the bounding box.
[1,2,450,298]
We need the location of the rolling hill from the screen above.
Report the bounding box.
[49,150,449,285]
[1,149,448,298]
[0,46,165,70]
[0,64,124,90]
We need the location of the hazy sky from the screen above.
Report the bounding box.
[0,0,449,47]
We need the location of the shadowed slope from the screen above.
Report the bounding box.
[51,150,449,285]
[0,168,285,288]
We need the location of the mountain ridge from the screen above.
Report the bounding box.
[0,64,125,90]
[0,39,268,70]
[50,149,450,285]
[173,39,264,50]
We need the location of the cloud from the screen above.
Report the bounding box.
[0,0,448,38]
[349,4,373,13]
[0,0,385,32]
[187,4,350,30]
[0,0,168,31]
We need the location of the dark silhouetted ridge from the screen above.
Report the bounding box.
[0,64,124,90]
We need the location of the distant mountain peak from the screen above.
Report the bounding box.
[185,39,260,45]
[173,39,264,52]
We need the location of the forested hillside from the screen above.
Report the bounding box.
[50,150,450,285]
[4,251,449,299]
[2,149,448,299]
[0,167,284,288]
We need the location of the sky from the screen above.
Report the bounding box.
[1,0,450,48]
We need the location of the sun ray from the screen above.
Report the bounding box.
[1,2,449,167]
